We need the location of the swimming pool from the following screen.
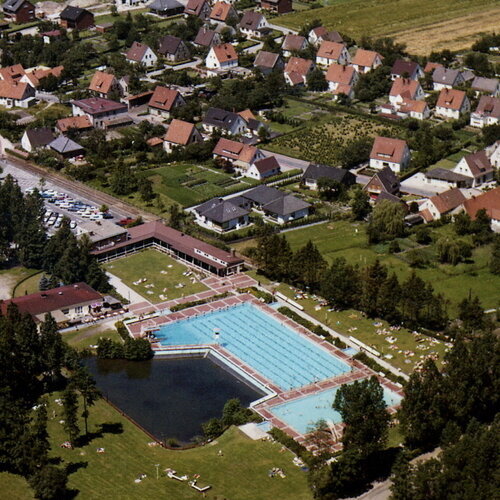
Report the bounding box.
[270,383,402,434]
[156,302,350,391]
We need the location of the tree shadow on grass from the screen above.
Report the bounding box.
[66,461,88,475]
[75,422,124,447]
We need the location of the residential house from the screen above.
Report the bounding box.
[462,187,500,231]
[21,128,54,152]
[435,88,470,120]
[88,71,120,98]
[56,115,93,134]
[423,168,472,190]
[39,30,62,44]
[206,43,238,70]
[259,0,292,14]
[212,137,264,170]
[49,136,85,159]
[71,97,128,128]
[397,99,430,120]
[245,156,280,180]
[325,63,358,99]
[453,150,495,187]
[2,0,35,23]
[59,6,94,30]
[193,27,221,48]
[419,188,467,222]
[369,136,410,173]
[470,96,500,128]
[486,140,500,168]
[238,11,270,38]
[390,59,422,81]
[461,70,475,84]
[237,108,266,136]
[22,66,64,88]
[351,49,383,74]
[203,107,247,135]
[0,282,104,325]
[149,0,184,17]
[148,86,185,118]
[164,118,203,152]
[282,34,307,58]
[125,41,158,67]
[184,0,210,20]
[118,75,130,95]
[254,50,284,75]
[284,57,314,86]
[470,76,500,97]
[158,35,191,62]
[316,41,350,67]
[308,26,342,46]
[424,61,443,74]
[209,1,237,26]
[193,198,250,232]
[363,166,400,199]
[389,77,424,105]
[0,80,35,108]
[432,67,464,90]
[302,163,356,190]
[0,63,25,83]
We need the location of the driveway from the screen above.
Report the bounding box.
[261,149,310,172]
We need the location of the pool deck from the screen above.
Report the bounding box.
[125,289,404,453]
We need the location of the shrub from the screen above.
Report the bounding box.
[268,427,314,465]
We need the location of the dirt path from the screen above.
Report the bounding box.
[0,274,16,300]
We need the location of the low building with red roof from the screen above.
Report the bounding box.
[22,66,63,88]
[0,80,35,108]
[125,41,158,67]
[326,63,358,93]
[72,97,128,128]
[462,187,500,231]
[351,49,383,74]
[389,77,424,105]
[164,119,203,152]
[435,88,470,120]
[56,115,93,134]
[419,188,467,221]
[316,41,350,67]
[209,1,237,25]
[148,86,186,118]
[398,99,430,120]
[369,136,410,173]
[213,137,265,170]
[284,57,314,86]
[206,43,238,70]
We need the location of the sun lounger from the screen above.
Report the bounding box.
[166,470,188,481]
[189,480,211,492]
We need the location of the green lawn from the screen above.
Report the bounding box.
[104,249,209,303]
[140,163,258,207]
[0,266,41,299]
[30,394,310,500]
[13,271,44,298]
[0,473,34,499]
[235,221,500,313]
[62,327,122,350]
[274,0,500,54]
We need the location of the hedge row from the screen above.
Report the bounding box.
[169,292,230,312]
[353,352,406,386]
[268,427,314,465]
[237,286,275,304]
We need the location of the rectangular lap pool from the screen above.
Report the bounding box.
[270,384,403,435]
[156,302,350,391]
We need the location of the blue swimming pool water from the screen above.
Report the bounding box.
[156,302,350,391]
[270,384,402,434]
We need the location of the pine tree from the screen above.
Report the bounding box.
[39,275,49,291]
[72,367,101,436]
[62,387,79,445]
[360,259,387,318]
[291,241,327,292]
[376,273,401,324]
[490,235,500,275]
[40,313,65,383]
[320,258,361,309]
[458,294,485,333]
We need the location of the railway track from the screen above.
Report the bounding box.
[2,155,159,222]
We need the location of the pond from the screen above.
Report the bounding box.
[84,356,265,445]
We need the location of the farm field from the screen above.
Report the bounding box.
[236,221,500,313]
[277,0,500,55]
[104,249,209,303]
[265,113,402,165]
[0,394,311,500]
[139,163,258,207]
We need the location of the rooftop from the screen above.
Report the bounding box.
[72,97,127,115]
[370,137,408,164]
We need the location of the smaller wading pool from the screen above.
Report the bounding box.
[270,384,402,435]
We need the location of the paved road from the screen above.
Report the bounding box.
[261,149,310,171]
[36,91,60,104]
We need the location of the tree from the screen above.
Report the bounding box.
[376,273,401,324]
[138,177,155,202]
[360,259,388,318]
[29,465,69,500]
[291,240,327,291]
[367,200,406,243]
[320,258,360,310]
[458,294,485,333]
[62,387,79,445]
[338,137,373,169]
[333,377,390,458]
[317,177,344,201]
[39,313,65,383]
[72,367,101,436]
[350,188,371,220]
[202,418,223,439]
[454,211,472,235]
[39,275,49,291]
[307,68,328,91]
[490,235,500,274]
[168,203,183,230]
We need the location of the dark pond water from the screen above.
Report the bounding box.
[84,356,265,444]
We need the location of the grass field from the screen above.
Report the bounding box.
[275,0,500,55]
[62,327,122,350]
[237,221,500,313]
[139,163,258,207]
[266,113,401,165]
[105,249,208,303]
[5,394,309,500]
[0,266,40,300]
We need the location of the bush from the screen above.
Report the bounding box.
[237,287,275,304]
[169,292,229,312]
[388,240,401,254]
[268,427,314,465]
[353,352,406,385]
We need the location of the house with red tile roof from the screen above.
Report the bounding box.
[316,41,350,67]
[71,97,128,128]
[470,96,500,129]
[0,80,35,108]
[209,1,237,25]
[419,188,467,221]
[206,43,238,69]
[308,26,342,46]
[184,0,210,20]
[22,66,64,88]
[246,156,281,180]
[0,63,25,83]
[423,61,443,74]
[452,150,495,187]
[213,137,265,170]
[369,136,410,173]
[282,34,307,57]
[56,115,93,134]
[325,63,358,98]
[88,71,119,98]
[284,57,314,86]
[148,86,185,118]
[389,77,424,105]
[398,99,430,120]
[435,88,470,120]
[0,282,104,325]
[462,187,500,231]
[351,49,383,74]
[164,119,203,152]
[125,41,158,67]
